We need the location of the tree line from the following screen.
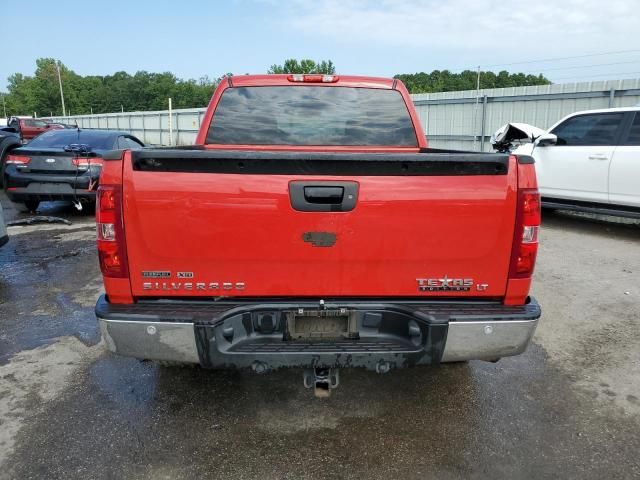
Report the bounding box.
[1,58,550,117]
[1,58,224,118]
[394,70,550,93]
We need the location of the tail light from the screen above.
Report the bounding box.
[5,154,31,165]
[509,189,541,278]
[72,157,104,167]
[96,185,128,278]
[287,74,339,83]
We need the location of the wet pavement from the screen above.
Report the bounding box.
[0,196,99,363]
[1,192,639,479]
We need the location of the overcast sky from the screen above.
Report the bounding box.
[3,0,640,90]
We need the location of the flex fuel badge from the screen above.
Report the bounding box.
[142,271,171,278]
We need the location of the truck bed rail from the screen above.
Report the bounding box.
[127,149,511,176]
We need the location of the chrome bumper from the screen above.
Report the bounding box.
[441,318,538,362]
[98,316,539,366]
[99,319,200,364]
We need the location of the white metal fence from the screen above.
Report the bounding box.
[50,79,640,150]
[52,107,207,146]
[413,78,640,151]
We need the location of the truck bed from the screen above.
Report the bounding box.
[114,147,524,300]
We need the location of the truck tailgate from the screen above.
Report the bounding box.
[122,150,517,298]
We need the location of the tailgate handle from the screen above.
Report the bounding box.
[290,181,358,212]
[304,186,344,204]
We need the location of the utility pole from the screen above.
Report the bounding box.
[472,66,481,151]
[1,94,6,118]
[168,97,173,146]
[56,60,66,117]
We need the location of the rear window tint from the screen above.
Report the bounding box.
[25,119,49,127]
[622,113,640,145]
[26,130,116,150]
[206,86,417,146]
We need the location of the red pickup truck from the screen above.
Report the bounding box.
[7,117,64,142]
[95,74,541,395]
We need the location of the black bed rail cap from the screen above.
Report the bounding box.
[516,155,535,164]
[131,149,511,176]
[103,149,125,161]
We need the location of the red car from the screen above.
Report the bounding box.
[7,117,63,142]
[95,74,541,395]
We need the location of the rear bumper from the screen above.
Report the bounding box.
[96,296,541,371]
[5,166,99,202]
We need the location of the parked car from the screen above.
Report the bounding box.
[95,74,541,396]
[7,117,64,142]
[0,126,22,188]
[515,107,640,217]
[0,201,7,248]
[4,129,144,212]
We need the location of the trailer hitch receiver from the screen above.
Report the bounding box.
[303,368,339,398]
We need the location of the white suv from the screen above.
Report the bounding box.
[517,107,640,217]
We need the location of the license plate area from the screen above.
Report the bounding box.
[26,183,74,194]
[286,309,358,340]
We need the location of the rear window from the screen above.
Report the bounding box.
[25,119,49,127]
[206,86,418,146]
[26,130,116,150]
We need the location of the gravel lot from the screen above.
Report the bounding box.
[0,192,639,479]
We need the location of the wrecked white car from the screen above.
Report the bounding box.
[492,108,640,218]
[490,122,546,153]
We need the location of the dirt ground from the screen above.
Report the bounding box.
[0,193,639,479]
